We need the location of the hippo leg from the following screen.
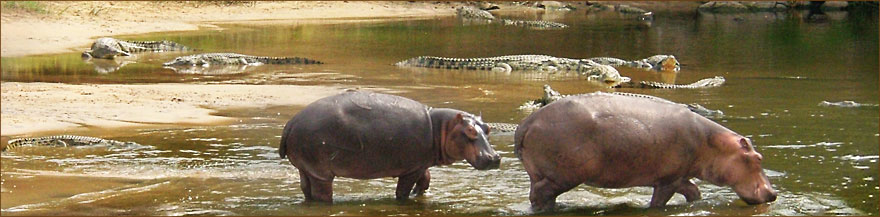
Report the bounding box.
[305,175,334,203]
[411,169,431,196]
[395,169,427,200]
[650,184,676,207]
[675,179,702,202]
[650,179,700,207]
[298,171,313,201]
[529,176,578,211]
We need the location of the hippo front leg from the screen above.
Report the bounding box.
[411,169,431,196]
[396,169,427,200]
[649,179,701,207]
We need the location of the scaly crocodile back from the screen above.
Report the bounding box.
[164,53,323,66]
[639,76,725,89]
[486,122,519,133]
[4,135,134,152]
[120,40,193,53]
[500,19,568,29]
[252,56,323,65]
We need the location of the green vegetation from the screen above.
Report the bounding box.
[2,1,48,14]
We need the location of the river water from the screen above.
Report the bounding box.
[1,8,878,216]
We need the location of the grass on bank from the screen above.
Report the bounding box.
[2,1,48,14]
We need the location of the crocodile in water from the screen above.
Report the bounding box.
[588,55,680,72]
[394,55,630,86]
[818,101,880,108]
[163,53,323,74]
[528,84,724,118]
[617,76,726,89]
[4,135,139,152]
[456,6,569,30]
[488,85,726,133]
[82,37,193,59]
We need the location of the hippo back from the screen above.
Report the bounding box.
[281,90,435,179]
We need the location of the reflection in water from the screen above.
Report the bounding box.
[84,57,136,74]
[1,8,878,216]
[164,65,255,75]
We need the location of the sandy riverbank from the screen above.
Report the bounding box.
[0,1,466,57]
[0,1,468,137]
[0,82,347,136]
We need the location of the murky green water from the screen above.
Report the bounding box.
[2,8,878,216]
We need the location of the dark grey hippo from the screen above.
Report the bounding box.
[514,92,777,210]
[280,90,501,202]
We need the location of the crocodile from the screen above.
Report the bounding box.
[394,55,630,86]
[818,101,880,108]
[588,55,680,72]
[456,6,569,29]
[3,135,139,152]
[617,76,726,89]
[82,37,193,59]
[524,84,724,118]
[486,85,726,133]
[164,53,322,67]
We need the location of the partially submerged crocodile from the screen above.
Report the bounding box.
[589,55,680,72]
[818,101,880,108]
[456,6,569,30]
[617,76,726,89]
[164,53,323,67]
[3,135,139,152]
[394,55,630,86]
[82,37,193,59]
[531,85,724,118]
[486,85,726,133]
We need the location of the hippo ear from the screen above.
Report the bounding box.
[738,138,751,151]
[454,113,464,122]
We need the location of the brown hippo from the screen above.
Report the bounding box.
[514,92,777,210]
[280,90,501,202]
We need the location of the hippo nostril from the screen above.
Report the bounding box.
[767,192,778,202]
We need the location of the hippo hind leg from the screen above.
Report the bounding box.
[395,168,428,200]
[299,171,313,201]
[411,169,431,196]
[529,175,578,212]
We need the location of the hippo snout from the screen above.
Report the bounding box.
[742,184,778,205]
[474,153,501,170]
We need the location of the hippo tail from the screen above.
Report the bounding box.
[513,123,529,160]
[279,121,293,159]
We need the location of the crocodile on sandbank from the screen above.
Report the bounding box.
[82,37,193,59]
